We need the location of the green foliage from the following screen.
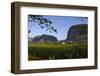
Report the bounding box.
[28,42,88,60]
[28,15,57,33]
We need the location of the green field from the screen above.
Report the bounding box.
[28,42,88,60]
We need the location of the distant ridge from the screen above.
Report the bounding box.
[32,34,57,43]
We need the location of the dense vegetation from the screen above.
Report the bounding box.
[28,42,88,60]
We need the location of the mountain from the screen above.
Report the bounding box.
[66,24,88,42]
[28,37,33,42]
[29,24,87,43]
[32,34,57,43]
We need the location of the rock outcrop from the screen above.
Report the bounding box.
[66,24,88,42]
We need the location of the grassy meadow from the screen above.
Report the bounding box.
[28,42,88,61]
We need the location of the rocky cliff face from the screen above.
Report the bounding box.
[66,24,88,42]
[32,34,57,43]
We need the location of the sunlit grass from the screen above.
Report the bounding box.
[28,42,88,60]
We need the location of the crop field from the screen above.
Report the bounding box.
[28,42,88,61]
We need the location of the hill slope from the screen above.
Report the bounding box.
[32,34,57,43]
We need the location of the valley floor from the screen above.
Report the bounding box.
[28,42,88,61]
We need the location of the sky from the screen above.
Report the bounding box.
[28,15,88,41]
